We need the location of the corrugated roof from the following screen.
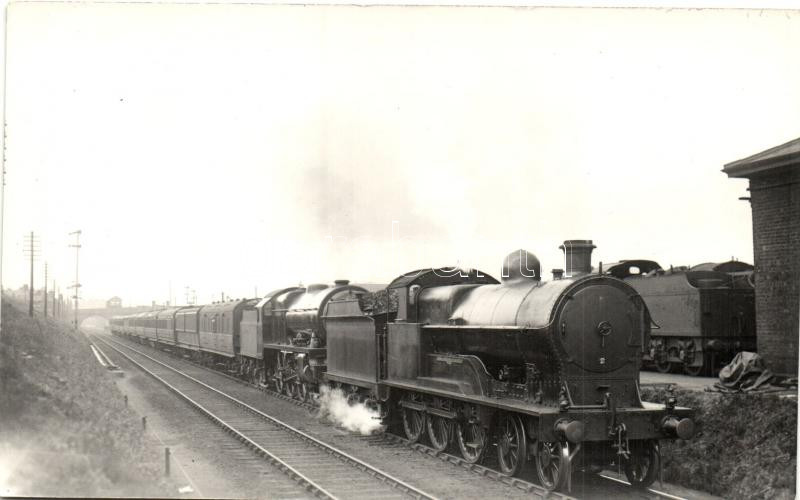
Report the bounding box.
[723,137,800,178]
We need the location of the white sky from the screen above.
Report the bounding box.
[2,3,799,307]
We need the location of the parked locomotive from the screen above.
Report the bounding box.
[110,239,695,492]
[603,259,756,375]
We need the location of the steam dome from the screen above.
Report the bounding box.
[501,249,541,282]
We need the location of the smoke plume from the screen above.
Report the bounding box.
[316,385,385,436]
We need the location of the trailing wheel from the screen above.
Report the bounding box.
[624,440,659,488]
[456,421,487,464]
[496,413,527,476]
[535,440,568,491]
[426,398,454,452]
[401,394,426,443]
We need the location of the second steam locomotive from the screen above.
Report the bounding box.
[603,259,756,375]
[111,239,695,492]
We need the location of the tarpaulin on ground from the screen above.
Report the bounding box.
[709,351,789,393]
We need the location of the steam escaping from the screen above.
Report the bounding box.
[316,385,385,436]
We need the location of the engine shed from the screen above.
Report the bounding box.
[724,137,800,377]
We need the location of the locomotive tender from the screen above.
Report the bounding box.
[110,239,694,492]
[603,259,756,375]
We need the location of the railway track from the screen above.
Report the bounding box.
[89,340,118,370]
[93,335,437,500]
[378,431,688,500]
[99,334,691,500]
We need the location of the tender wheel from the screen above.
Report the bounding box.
[426,398,454,452]
[299,382,312,403]
[456,421,487,464]
[654,348,673,373]
[401,395,426,443]
[683,352,705,376]
[275,375,285,395]
[535,440,568,491]
[496,413,527,476]
[345,385,360,405]
[290,380,302,400]
[683,361,704,376]
[624,440,659,488]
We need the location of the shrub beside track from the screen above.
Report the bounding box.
[0,297,175,497]
[641,386,796,500]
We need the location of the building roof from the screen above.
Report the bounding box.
[723,137,800,178]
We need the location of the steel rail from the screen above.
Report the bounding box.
[382,432,575,499]
[89,341,118,369]
[96,335,437,500]
[597,474,689,500]
[95,335,338,499]
[162,358,566,499]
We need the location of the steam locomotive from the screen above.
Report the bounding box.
[603,259,756,376]
[110,239,695,492]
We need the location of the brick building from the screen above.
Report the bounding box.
[723,137,800,377]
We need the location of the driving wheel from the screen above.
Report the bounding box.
[496,413,527,476]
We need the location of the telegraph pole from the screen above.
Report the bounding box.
[68,230,81,329]
[23,232,40,317]
[1,122,7,340]
[52,279,56,317]
[43,262,48,316]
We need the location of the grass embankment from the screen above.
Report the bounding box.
[641,386,796,500]
[0,297,173,497]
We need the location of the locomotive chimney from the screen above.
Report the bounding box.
[559,240,596,277]
[552,269,564,280]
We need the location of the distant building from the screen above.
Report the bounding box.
[106,296,123,309]
[723,137,800,377]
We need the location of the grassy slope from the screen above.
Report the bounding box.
[0,297,173,497]
[641,386,797,500]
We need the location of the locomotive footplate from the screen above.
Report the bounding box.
[384,379,693,442]
[263,343,327,356]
